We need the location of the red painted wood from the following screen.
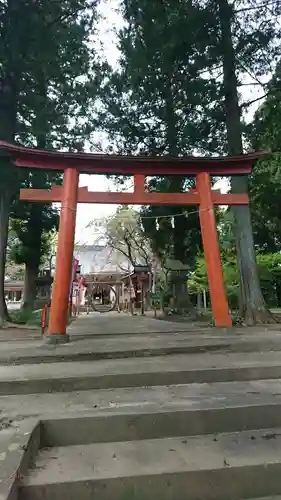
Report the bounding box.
[212,193,249,205]
[20,187,249,206]
[14,157,254,175]
[196,172,232,327]
[47,168,79,337]
[0,140,269,175]
[134,174,145,194]
[1,138,262,332]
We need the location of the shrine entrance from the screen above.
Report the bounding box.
[91,283,117,313]
[0,141,268,343]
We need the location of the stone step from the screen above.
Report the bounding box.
[20,428,281,500]
[2,378,281,422]
[3,351,281,395]
[3,333,281,365]
[39,401,281,448]
[3,379,281,446]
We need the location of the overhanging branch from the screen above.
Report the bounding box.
[241,92,269,109]
[234,0,281,14]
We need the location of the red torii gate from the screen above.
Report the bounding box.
[0,141,268,343]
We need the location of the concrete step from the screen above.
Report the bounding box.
[3,333,281,365]
[4,379,281,452]
[3,378,281,422]
[4,351,281,394]
[39,401,281,448]
[20,428,281,500]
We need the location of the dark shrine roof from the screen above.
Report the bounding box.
[0,141,270,176]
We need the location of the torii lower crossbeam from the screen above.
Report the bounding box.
[20,185,248,205]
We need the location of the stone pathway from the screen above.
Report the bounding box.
[68,311,202,336]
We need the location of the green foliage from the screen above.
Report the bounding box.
[99,0,226,155]
[9,218,58,269]
[98,0,212,270]
[9,307,47,327]
[0,0,101,144]
[97,0,281,321]
[249,63,281,253]
[141,194,202,269]
[9,170,60,275]
[0,0,104,316]
[16,0,102,150]
[189,251,281,309]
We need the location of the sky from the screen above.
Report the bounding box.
[74,0,266,245]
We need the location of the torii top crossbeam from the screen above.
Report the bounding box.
[0,140,268,175]
[0,140,269,342]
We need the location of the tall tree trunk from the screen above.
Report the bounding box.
[0,0,24,325]
[21,194,44,312]
[0,74,19,325]
[173,203,191,312]
[218,0,275,324]
[197,291,203,313]
[22,263,38,312]
[164,86,192,312]
[21,74,48,313]
[0,189,10,326]
[275,280,281,308]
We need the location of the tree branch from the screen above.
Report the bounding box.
[241,92,269,109]
[237,61,267,88]
[234,0,281,14]
[108,240,134,267]
[238,82,263,87]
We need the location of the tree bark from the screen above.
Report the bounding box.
[197,291,202,313]
[172,180,192,312]
[203,289,207,312]
[275,281,281,308]
[22,263,38,312]
[0,0,24,325]
[165,93,192,312]
[21,198,44,312]
[218,0,275,324]
[20,74,49,314]
[0,79,18,325]
[0,189,10,326]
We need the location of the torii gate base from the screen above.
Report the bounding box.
[0,141,267,343]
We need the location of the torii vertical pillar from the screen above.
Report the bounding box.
[46,167,79,344]
[196,172,232,327]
